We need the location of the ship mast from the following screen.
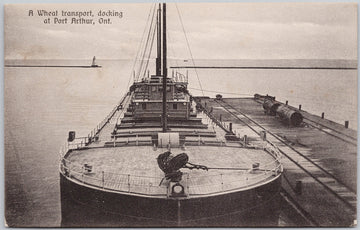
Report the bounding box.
[162,3,168,132]
[156,4,162,76]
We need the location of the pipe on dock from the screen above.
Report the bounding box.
[276,104,303,127]
[263,99,281,116]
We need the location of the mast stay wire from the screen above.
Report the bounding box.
[166,27,180,73]
[188,87,253,96]
[125,3,156,90]
[137,4,157,82]
[141,14,157,80]
[136,4,156,81]
[175,3,204,96]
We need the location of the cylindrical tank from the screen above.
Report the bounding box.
[263,99,281,116]
[276,105,303,126]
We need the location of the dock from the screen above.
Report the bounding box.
[195,96,356,227]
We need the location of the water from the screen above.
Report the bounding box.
[4,59,357,227]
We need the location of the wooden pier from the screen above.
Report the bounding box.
[196,96,356,227]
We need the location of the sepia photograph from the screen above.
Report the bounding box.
[4,2,357,227]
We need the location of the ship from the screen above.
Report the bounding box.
[59,3,283,227]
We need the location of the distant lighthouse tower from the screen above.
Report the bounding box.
[91,56,98,67]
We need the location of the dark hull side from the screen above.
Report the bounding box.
[60,174,282,227]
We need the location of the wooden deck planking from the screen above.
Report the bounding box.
[202,97,357,226]
[66,145,278,195]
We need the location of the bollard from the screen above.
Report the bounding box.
[286,100,288,105]
[260,131,266,141]
[299,104,302,110]
[229,123,232,132]
[244,135,248,146]
[219,114,222,122]
[220,173,224,191]
[128,174,131,192]
[345,121,349,128]
[321,112,325,119]
[252,163,260,171]
[102,171,105,188]
[295,180,302,195]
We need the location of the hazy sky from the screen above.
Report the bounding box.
[4,3,357,60]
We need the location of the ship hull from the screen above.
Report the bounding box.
[60,173,282,227]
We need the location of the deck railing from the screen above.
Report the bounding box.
[59,93,132,159]
[59,91,283,197]
[59,142,282,197]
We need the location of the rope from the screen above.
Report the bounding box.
[175,3,204,96]
[206,167,249,171]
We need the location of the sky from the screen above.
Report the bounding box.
[4,3,358,60]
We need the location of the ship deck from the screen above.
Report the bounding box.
[64,145,280,197]
[59,93,356,226]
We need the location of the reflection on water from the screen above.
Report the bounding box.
[4,59,357,227]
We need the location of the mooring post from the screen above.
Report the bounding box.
[102,171,105,189]
[260,131,266,141]
[128,174,131,192]
[345,121,349,128]
[286,100,288,105]
[229,123,232,132]
[187,174,190,192]
[321,112,325,119]
[220,174,223,191]
[299,104,302,110]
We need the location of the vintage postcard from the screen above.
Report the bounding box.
[4,2,357,227]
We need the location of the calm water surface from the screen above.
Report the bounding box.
[4,59,357,227]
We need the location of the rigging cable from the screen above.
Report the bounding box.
[167,28,180,70]
[175,3,204,96]
[137,4,157,82]
[136,3,156,81]
[142,13,157,80]
[188,87,253,96]
[125,3,156,90]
